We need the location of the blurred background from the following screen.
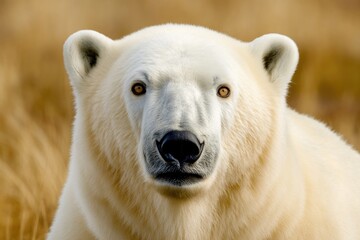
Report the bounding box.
[0,0,359,239]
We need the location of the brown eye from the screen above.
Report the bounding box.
[131,82,146,96]
[217,85,230,98]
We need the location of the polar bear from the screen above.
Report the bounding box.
[48,24,360,240]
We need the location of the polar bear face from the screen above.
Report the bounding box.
[64,25,298,198]
[122,36,241,195]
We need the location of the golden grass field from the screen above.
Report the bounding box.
[0,0,359,239]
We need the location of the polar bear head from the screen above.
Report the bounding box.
[64,24,298,198]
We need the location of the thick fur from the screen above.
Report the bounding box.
[48,24,360,240]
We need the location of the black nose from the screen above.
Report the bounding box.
[156,131,204,165]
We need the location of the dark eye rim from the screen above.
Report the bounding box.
[217,85,231,98]
[131,81,147,96]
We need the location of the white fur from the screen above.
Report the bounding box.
[48,24,360,240]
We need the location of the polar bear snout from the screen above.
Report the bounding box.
[156,130,204,165]
[142,127,218,189]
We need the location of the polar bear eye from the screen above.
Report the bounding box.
[131,82,146,96]
[217,85,230,98]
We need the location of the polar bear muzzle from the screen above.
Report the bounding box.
[151,130,205,186]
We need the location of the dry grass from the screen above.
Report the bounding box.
[0,0,359,239]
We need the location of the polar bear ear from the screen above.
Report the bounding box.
[250,34,299,96]
[63,30,112,89]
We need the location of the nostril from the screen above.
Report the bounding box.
[162,139,199,162]
[156,131,204,164]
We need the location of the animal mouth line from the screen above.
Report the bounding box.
[155,172,203,185]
